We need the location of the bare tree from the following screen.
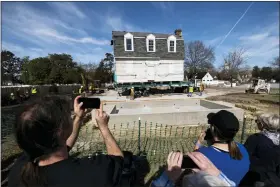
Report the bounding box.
[223,48,247,87]
[270,56,280,68]
[184,41,215,78]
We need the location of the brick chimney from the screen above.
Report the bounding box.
[174,29,182,37]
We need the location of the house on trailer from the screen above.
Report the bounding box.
[111,29,185,83]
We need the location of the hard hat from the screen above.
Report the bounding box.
[132,87,134,89]
[10,93,14,95]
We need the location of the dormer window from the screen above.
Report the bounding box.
[167,35,176,52]
[146,34,156,52]
[169,41,175,52]
[124,33,134,51]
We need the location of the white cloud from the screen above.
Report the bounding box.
[239,32,270,42]
[209,21,279,67]
[205,36,224,46]
[2,2,142,63]
[2,42,45,59]
[34,28,109,45]
[105,16,137,31]
[237,22,279,61]
[2,3,109,47]
[104,12,145,32]
[151,2,175,18]
[48,2,86,19]
[2,41,108,64]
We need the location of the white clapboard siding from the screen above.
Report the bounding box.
[115,60,184,83]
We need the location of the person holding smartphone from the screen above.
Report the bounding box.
[8,95,123,187]
[194,110,250,186]
[151,151,235,187]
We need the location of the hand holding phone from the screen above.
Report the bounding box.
[181,155,199,169]
[77,97,100,109]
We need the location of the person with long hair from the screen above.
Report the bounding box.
[8,95,123,187]
[194,110,250,186]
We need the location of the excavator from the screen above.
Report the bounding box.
[245,79,270,94]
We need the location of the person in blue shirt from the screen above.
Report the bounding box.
[151,151,235,187]
[195,110,250,186]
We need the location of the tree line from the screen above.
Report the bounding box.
[184,41,279,84]
[251,57,280,81]
[1,50,114,86]
[1,41,279,86]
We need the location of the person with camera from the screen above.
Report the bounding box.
[8,95,123,187]
[151,151,235,187]
[194,110,250,186]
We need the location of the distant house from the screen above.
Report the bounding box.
[195,72,214,85]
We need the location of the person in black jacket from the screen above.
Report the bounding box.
[8,95,123,187]
[240,113,280,186]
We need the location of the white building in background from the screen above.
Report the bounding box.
[201,72,214,85]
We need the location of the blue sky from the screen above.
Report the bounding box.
[2,2,279,68]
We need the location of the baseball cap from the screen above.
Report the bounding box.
[207,110,240,140]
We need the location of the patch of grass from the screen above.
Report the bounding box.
[207,92,279,115]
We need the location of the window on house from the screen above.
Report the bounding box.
[148,40,154,52]
[124,33,134,51]
[146,34,156,52]
[126,39,132,51]
[169,41,175,52]
[167,35,176,52]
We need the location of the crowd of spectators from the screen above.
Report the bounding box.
[7,96,280,187]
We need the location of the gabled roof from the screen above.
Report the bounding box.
[196,72,208,79]
[112,31,183,39]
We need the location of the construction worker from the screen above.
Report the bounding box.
[31,87,37,95]
[10,92,15,101]
[16,88,24,103]
[25,90,30,100]
[79,86,84,94]
[199,83,204,96]
[188,86,193,97]
[10,92,16,105]
[89,83,94,93]
[130,87,135,100]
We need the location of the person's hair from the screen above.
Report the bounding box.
[211,126,243,160]
[182,171,231,187]
[257,113,280,132]
[15,96,72,187]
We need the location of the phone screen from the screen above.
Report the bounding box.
[78,97,100,109]
[181,155,198,169]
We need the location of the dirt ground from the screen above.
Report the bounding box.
[206,88,279,119]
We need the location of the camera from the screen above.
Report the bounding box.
[204,128,213,141]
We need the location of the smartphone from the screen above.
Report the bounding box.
[78,97,100,109]
[181,155,198,169]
